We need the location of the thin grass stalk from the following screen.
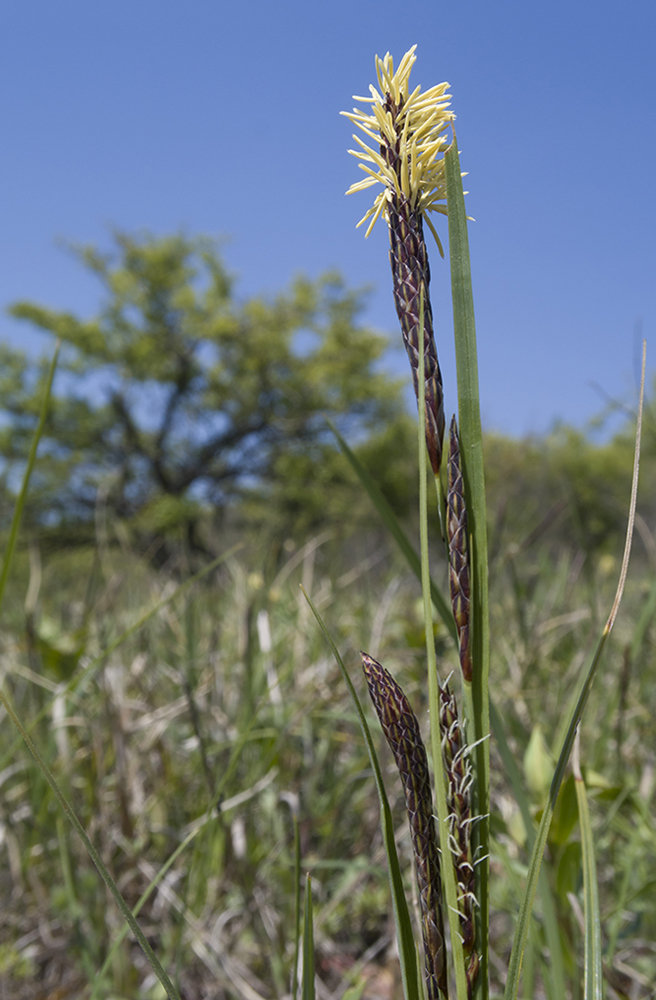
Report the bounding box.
[503,341,645,1000]
[302,875,315,1000]
[292,813,302,1000]
[445,141,490,999]
[573,733,603,1000]
[417,289,468,999]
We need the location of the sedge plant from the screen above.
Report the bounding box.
[307,45,646,1000]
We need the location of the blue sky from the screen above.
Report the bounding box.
[1,0,654,438]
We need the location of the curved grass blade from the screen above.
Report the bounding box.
[573,734,603,1000]
[301,587,420,1000]
[302,874,315,1000]
[0,341,59,614]
[504,341,645,1000]
[445,140,490,999]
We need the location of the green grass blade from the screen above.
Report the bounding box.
[573,737,603,1000]
[446,140,491,999]
[302,874,315,1000]
[327,418,457,644]
[292,812,302,1000]
[504,342,644,1000]
[301,587,420,1000]
[0,341,59,614]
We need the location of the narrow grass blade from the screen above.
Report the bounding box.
[302,874,315,1000]
[293,813,302,1000]
[327,418,457,645]
[445,140,490,998]
[504,341,645,1000]
[301,587,420,1000]
[573,734,603,1000]
[0,341,59,614]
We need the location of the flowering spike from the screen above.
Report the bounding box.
[447,416,472,682]
[439,679,480,997]
[341,47,453,474]
[361,652,447,999]
[341,46,453,233]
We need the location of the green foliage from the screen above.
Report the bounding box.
[2,231,408,545]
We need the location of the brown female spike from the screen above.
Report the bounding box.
[447,416,472,682]
[439,679,480,996]
[361,651,447,999]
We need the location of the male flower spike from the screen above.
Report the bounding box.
[342,46,454,475]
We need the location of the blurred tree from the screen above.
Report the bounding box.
[1,231,410,548]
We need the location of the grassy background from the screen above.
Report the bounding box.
[0,426,655,1000]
